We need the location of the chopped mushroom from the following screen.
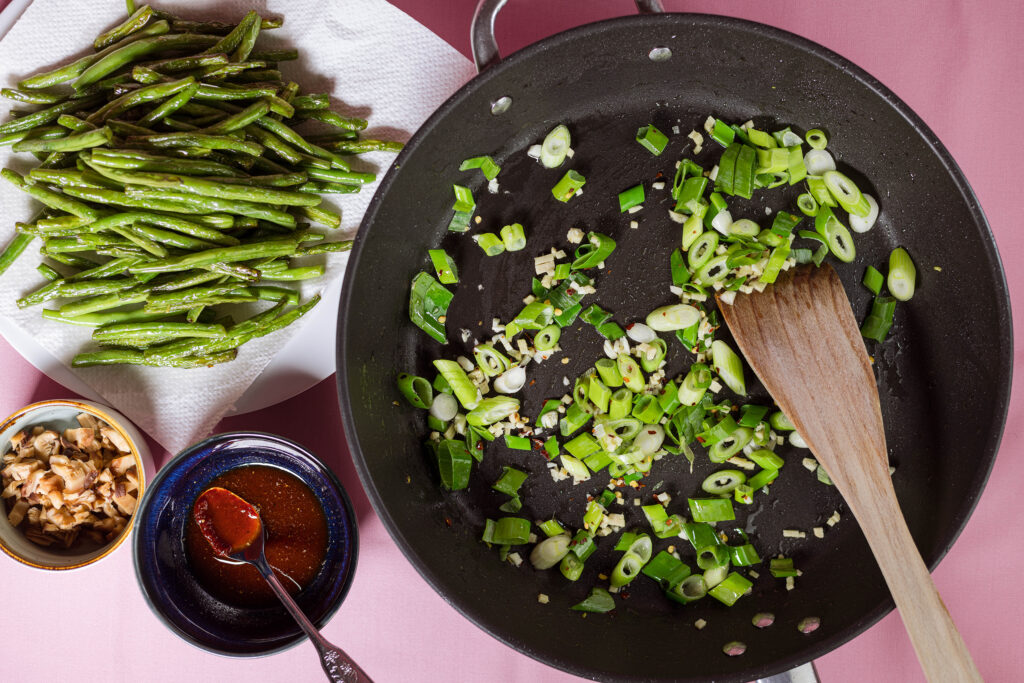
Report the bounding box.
[1,414,138,548]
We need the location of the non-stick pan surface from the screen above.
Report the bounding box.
[338,13,1011,682]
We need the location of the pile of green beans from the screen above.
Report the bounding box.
[0,2,403,368]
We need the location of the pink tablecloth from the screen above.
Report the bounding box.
[2,1,1022,681]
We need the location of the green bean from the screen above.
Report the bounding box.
[147,270,223,292]
[146,283,245,306]
[19,21,172,90]
[127,131,263,156]
[72,348,236,368]
[144,53,230,73]
[56,115,97,133]
[144,298,284,359]
[260,265,325,280]
[129,235,308,274]
[297,240,353,256]
[0,95,104,137]
[13,126,112,153]
[263,95,293,117]
[1,169,100,220]
[94,321,226,342]
[42,306,166,326]
[297,181,360,195]
[37,215,93,231]
[58,184,228,219]
[44,234,134,253]
[40,251,100,269]
[94,4,156,50]
[129,65,166,85]
[232,13,262,62]
[233,70,283,84]
[138,83,199,125]
[17,279,63,307]
[66,257,141,281]
[199,172,307,187]
[249,285,299,305]
[1,126,69,149]
[145,293,256,314]
[37,263,63,281]
[121,186,296,226]
[1,88,63,105]
[291,94,329,110]
[299,205,342,229]
[303,132,360,144]
[304,167,375,185]
[110,225,168,258]
[77,211,238,246]
[107,119,158,137]
[94,168,320,206]
[0,232,35,277]
[298,109,368,131]
[57,278,140,298]
[132,223,216,250]
[323,139,405,155]
[205,99,270,134]
[194,83,278,101]
[58,287,149,316]
[203,11,259,57]
[249,48,297,62]
[89,76,195,124]
[244,124,303,164]
[88,148,244,176]
[253,117,350,170]
[74,33,221,90]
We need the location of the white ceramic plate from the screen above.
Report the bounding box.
[0,0,339,415]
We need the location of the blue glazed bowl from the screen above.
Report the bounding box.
[132,432,358,656]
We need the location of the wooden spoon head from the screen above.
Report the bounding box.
[717,265,889,488]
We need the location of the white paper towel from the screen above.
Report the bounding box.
[0,0,474,453]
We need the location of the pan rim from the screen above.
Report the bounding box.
[337,11,1013,682]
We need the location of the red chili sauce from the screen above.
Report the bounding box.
[185,465,327,608]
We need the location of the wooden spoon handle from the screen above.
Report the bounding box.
[853,480,981,683]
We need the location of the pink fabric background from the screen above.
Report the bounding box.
[1,1,1021,681]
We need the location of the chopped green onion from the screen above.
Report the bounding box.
[746,467,779,490]
[710,118,735,147]
[787,145,808,184]
[447,209,473,233]
[796,192,818,217]
[805,129,828,149]
[539,519,565,537]
[565,432,600,459]
[504,434,531,451]
[571,231,616,269]
[708,572,753,606]
[716,142,740,195]
[748,448,784,471]
[437,439,472,490]
[540,124,571,169]
[701,469,747,495]
[675,176,708,214]
[696,543,731,570]
[433,359,480,410]
[492,516,531,545]
[823,170,870,217]
[474,232,505,256]
[571,587,615,613]
[733,484,754,505]
[397,373,433,409]
[711,340,746,395]
[863,265,884,295]
[459,155,501,180]
[646,303,699,332]
[631,394,664,424]
[588,375,612,413]
[817,464,834,485]
[678,363,712,406]
[500,222,526,251]
[595,358,623,387]
[738,404,770,428]
[512,300,555,330]
[642,550,692,587]
[687,230,718,270]
[667,574,708,604]
[639,338,667,373]
[452,184,475,212]
[617,355,645,392]
[493,466,528,495]
[409,271,453,344]
[618,183,645,212]
[473,343,511,377]
[428,248,459,284]
[805,175,836,207]
[888,247,916,301]
[709,427,753,462]
[609,387,632,419]
[466,396,519,426]
[559,402,592,436]
[861,294,897,342]
[688,497,736,522]
[769,410,795,431]
[543,435,559,459]
[636,124,669,155]
[560,552,585,581]
[529,533,571,569]
[533,324,561,351]
[770,557,798,578]
[552,169,585,202]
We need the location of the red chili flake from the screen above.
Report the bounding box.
[566,288,576,295]
[532,439,545,449]
[529,379,536,386]
[444,517,452,527]
[620,591,631,599]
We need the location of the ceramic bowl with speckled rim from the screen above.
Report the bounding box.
[0,399,153,570]
[132,431,358,656]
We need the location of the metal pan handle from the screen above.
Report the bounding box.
[757,661,820,683]
[471,0,665,73]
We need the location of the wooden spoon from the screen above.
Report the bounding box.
[717,264,980,683]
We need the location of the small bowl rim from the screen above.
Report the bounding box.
[0,398,148,571]
[132,430,360,658]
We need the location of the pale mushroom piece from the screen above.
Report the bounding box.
[109,455,135,476]
[49,455,90,492]
[113,491,137,516]
[2,459,42,482]
[45,506,76,531]
[124,469,139,493]
[76,413,99,431]
[97,468,114,484]
[33,430,62,459]
[9,430,29,451]
[26,505,42,526]
[24,527,54,546]
[2,479,21,499]
[7,499,29,526]
[19,469,45,499]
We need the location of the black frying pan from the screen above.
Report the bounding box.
[337,3,1012,681]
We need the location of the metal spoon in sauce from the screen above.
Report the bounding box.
[193,487,373,683]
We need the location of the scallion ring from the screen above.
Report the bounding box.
[822,170,870,217]
[709,427,754,463]
[533,324,561,351]
[540,124,571,168]
[428,392,458,421]
[493,366,526,394]
[634,425,665,455]
[805,128,828,149]
[646,303,700,331]
[796,192,819,217]
[529,533,572,570]
[803,149,836,175]
[701,469,747,495]
[849,194,879,233]
[687,230,719,270]
[397,373,433,409]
